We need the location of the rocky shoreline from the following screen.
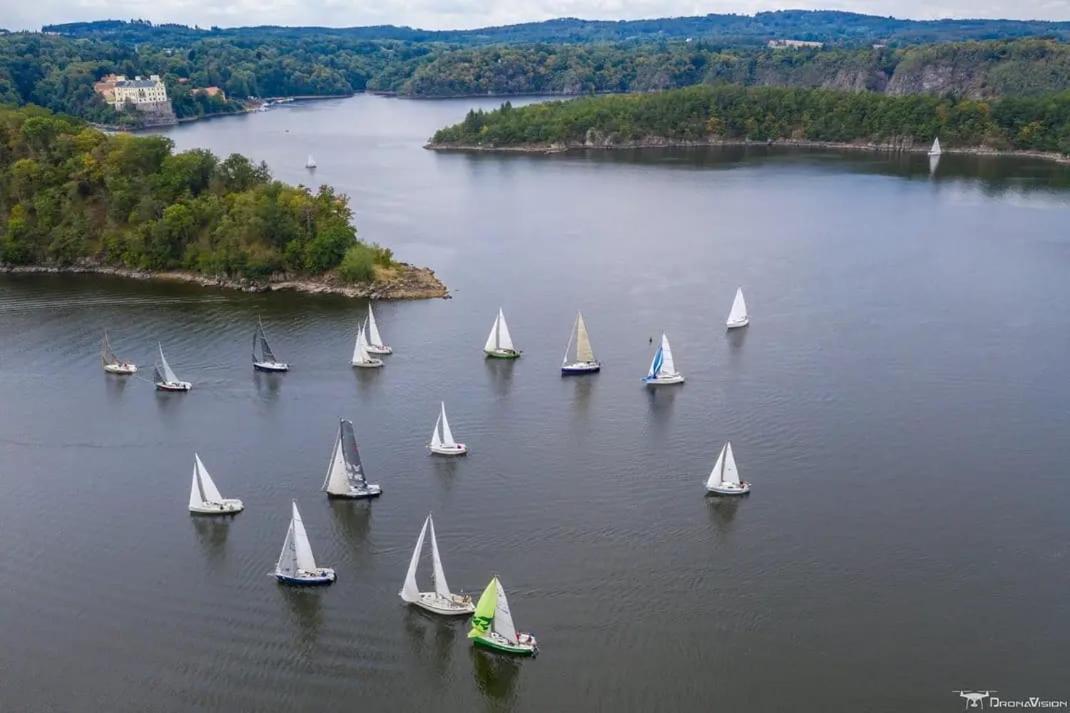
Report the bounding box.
[0,262,449,300]
[426,136,1070,164]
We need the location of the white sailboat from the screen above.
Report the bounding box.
[428,402,467,455]
[252,317,289,371]
[561,311,600,374]
[468,576,538,656]
[188,454,244,514]
[399,514,475,616]
[484,308,520,359]
[321,418,382,499]
[305,154,317,169]
[154,342,191,391]
[705,442,751,495]
[726,288,749,329]
[274,501,335,585]
[351,321,384,368]
[364,305,392,355]
[101,330,137,375]
[643,333,684,385]
[928,137,942,156]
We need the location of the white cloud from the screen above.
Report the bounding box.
[3,0,1069,32]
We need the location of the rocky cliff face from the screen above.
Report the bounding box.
[885,61,987,99]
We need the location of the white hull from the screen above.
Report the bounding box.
[103,362,137,375]
[156,381,192,391]
[190,498,244,515]
[429,443,467,456]
[253,360,289,372]
[707,482,751,496]
[562,361,601,374]
[365,344,393,355]
[411,592,475,616]
[327,483,382,499]
[643,373,684,385]
[351,358,384,368]
[726,317,749,329]
[276,567,335,585]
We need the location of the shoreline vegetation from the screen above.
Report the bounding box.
[0,105,447,300]
[428,85,1070,161]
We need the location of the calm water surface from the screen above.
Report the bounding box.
[1,95,1069,712]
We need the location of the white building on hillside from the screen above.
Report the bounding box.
[110,75,168,108]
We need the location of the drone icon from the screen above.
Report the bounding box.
[953,691,997,709]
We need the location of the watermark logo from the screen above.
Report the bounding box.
[954,691,1068,709]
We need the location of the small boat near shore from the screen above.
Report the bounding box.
[484,308,520,359]
[643,334,684,385]
[725,288,749,329]
[351,321,384,368]
[154,343,191,391]
[705,442,751,496]
[429,402,467,455]
[274,501,335,586]
[561,311,600,374]
[468,576,538,656]
[252,317,289,372]
[101,330,137,375]
[188,454,243,515]
[305,154,317,169]
[400,514,475,616]
[928,137,942,156]
[321,419,382,499]
[364,305,392,355]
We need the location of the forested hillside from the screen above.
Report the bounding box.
[430,85,1070,156]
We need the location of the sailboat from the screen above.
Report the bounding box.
[321,418,382,499]
[252,317,289,372]
[364,304,392,355]
[642,333,684,385]
[468,577,538,656]
[561,311,600,374]
[305,154,317,169]
[101,330,137,375]
[154,342,191,391]
[399,514,475,616]
[188,454,244,514]
[705,442,750,495]
[726,287,749,329]
[928,137,942,156]
[351,321,384,368]
[274,501,335,585]
[484,308,520,359]
[428,402,467,455]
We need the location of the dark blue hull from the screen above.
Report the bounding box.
[561,366,601,375]
[276,573,335,586]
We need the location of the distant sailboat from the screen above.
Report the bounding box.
[252,317,289,372]
[321,418,382,499]
[399,514,475,616]
[484,308,520,359]
[154,342,191,391]
[561,311,600,374]
[726,288,749,329]
[468,576,538,656]
[274,501,335,585]
[928,137,942,156]
[643,333,684,385]
[364,305,392,355]
[428,402,467,455]
[305,154,317,169]
[188,454,244,514]
[705,442,751,496]
[351,321,384,368]
[101,330,137,375]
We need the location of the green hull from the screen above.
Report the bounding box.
[484,349,521,359]
[472,635,536,656]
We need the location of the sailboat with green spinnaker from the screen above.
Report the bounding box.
[468,576,538,656]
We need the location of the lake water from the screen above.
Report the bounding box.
[2,94,1069,712]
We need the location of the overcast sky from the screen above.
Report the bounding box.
[4,0,1069,32]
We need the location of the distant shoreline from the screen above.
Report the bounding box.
[0,262,449,300]
[426,136,1070,164]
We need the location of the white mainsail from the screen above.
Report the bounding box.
[400,515,429,603]
[102,331,118,365]
[322,426,349,494]
[706,443,740,488]
[190,454,223,508]
[485,308,514,352]
[366,305,384,348]
[493,578,518,644]
[321,419,367,495]
[306,154,316,168]
[352,323,371,363]
[430,413,443,449]
[291,501,317,571]
[439,403,455,447]
[575,312,595,362]
[429,515,451,598]
[157,343,179,383]
[659,334,676,376]
[727,288,748,324]
[929,137,942,156]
